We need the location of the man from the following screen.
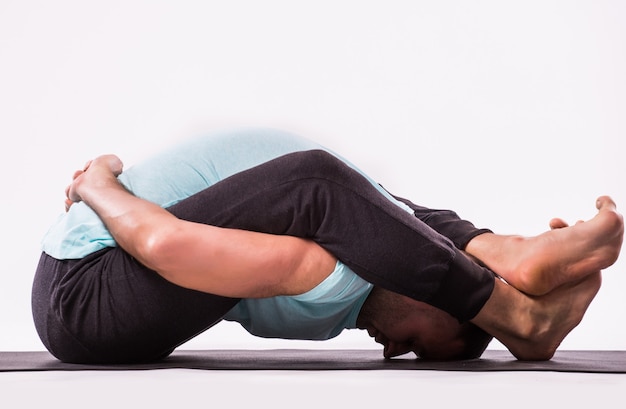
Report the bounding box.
[33,128,623,363]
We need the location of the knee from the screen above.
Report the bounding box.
[288,150,357,182]
[292,149,340,168]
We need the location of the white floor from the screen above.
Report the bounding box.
[1,369,624,409]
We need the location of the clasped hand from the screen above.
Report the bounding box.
[64,154,124,212]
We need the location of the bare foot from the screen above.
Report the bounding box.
[466,196,623,295]
[473,272,602,361]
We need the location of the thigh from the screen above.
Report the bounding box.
[32,249,239,364]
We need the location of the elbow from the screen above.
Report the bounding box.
[281,242,337,296]
[133,226,180,273]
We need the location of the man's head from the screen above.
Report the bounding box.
[356,286,493,360]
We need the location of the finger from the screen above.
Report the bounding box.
[71,169,84,181]
[65,182,80,204]
[65,184,76,208]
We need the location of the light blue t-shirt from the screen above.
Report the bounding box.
[41,127,413,339]
[223,261,372,340]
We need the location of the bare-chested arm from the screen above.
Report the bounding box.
[65,154,336,298]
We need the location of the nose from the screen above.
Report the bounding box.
[384,341,413,359]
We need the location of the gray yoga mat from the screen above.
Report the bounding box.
[2,349,626,373]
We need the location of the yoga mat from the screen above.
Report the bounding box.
[0,349,626,373]
[2,349,626,373]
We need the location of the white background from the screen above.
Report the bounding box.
[1,0,624,353]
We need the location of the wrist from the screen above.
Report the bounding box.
[77,165,123,206]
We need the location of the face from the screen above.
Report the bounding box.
[364,317,424,359]
[361,296,469,360]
